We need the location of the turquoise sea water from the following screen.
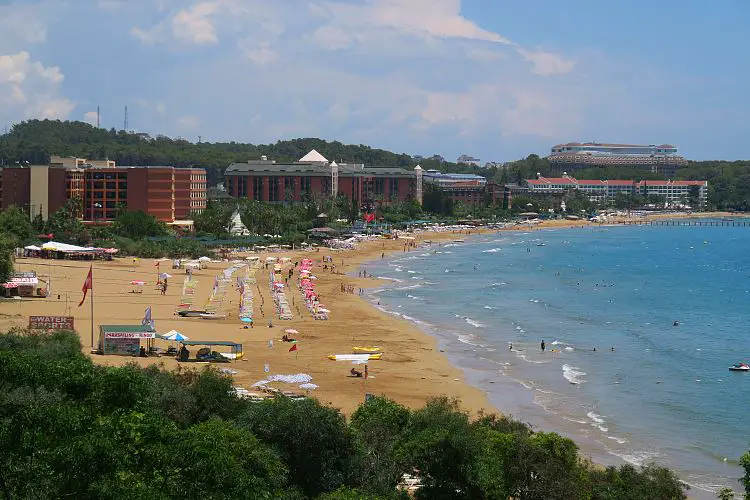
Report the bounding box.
[364,223,750,497]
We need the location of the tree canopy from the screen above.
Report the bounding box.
[0,328,697,499]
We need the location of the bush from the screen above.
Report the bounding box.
[0,330,699,499]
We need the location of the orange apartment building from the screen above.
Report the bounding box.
[0,157,206,223]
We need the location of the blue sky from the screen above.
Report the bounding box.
[0,0,748,162]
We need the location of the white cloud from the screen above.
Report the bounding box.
[83,111,99,125]
[239,40,278,66]
[130,25,164,44]
[317,0,512,44]
[0,51,75,121]
[110,0,592,156]
[311,0,574,79]
[516,49,576,77]
[172,2,219,44]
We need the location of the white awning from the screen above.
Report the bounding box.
[41,241,95,252]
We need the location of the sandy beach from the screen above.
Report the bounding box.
[0,231,496,416]
[0,211,740,417]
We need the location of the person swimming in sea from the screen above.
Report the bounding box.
[540,340,546,352]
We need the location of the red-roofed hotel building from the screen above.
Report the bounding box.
[526,176,707,209]
[0,156,206,223]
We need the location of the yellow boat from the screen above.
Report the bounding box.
[352,346,382,354]
[328,353,382,361]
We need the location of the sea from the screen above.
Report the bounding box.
[363,222,749,498]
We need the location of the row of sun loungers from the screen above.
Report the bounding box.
[269,272,293,320]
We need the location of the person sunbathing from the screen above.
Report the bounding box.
[350,368,363,378]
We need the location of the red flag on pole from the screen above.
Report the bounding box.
[78,265,93,307]
[288,344,298,352]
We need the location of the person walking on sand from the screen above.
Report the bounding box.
[540,339,546,352]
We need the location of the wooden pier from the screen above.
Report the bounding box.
[613,219,750,227]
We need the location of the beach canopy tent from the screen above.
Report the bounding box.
[98,325,156,356]
[24,245,42,251]
[178,340,243,361]
[162,330,188,341]
[41,241,96,252]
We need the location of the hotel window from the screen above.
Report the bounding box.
[253,177,263,200]
[374,178,384,196]
[390,178,398,197]
[285,177,296,195]
[300,177,311,194]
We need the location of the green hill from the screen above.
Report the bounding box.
[0,120,465,186]
[1,120,748,209]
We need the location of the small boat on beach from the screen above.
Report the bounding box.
[729,362,750,372]
[177,309,207,317]
[200,313,228,320]
[328,353,382,361]
[352,346,382,354]
[453,239,465,243]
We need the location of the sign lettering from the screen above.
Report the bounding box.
[28,316,75,330]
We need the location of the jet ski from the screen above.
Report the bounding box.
[729,362,750,372]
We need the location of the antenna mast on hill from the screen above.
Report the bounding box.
[124,106,128,131]
[97,106,100,128]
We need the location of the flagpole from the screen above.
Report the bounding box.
[90,263,95,348]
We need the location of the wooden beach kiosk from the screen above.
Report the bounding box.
[97,325,156,356]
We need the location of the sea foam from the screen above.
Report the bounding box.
[563,364,586,384]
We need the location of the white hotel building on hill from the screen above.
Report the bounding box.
[526,176,708,209]
[548,142,688,177]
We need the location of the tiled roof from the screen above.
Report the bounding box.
[527,178,706,187]
[637,180,706,186]
[225,162,414,178]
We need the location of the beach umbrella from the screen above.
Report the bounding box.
[284,328,299,334]
[198,256,211,262]
[159,273,172,279]
[241,317,253,323]
[163,330,189,341]
[130,280,146,286]
[299,383,318,390]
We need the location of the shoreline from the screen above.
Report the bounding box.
[358,221,738,499]
[0,211,738,420]
[0,212,739,497]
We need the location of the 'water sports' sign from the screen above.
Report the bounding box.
[29,316,74,330]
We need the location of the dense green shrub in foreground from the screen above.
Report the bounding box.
[0,330,696,499]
